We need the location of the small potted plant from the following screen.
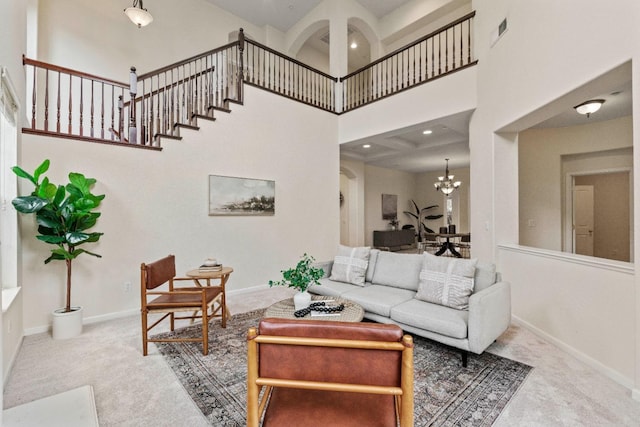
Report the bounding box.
[269,253,324,310]
[12,159,105,339]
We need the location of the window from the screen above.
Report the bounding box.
[1,67,20,310]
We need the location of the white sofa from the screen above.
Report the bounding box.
[309,249,511,366]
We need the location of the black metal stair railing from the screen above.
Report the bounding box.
[340,11,476,112]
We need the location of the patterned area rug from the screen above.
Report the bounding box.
[154,310,532,426]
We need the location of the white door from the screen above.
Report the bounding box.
[573,185,594,256]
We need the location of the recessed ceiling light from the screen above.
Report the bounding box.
[350,41,358,49]
[422,130,433,135]
[362,144,371,148]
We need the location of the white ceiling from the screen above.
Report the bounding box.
[340,111,473,173]
[203,0,413,32]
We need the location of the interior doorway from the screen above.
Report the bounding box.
[339,166,363,246]
[573,185,594,256]
[566,170,631,261]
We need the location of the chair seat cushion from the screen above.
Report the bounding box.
[146,287,221,310]
[262,388,396,427]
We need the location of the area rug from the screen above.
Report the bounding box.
[154,310,532,426]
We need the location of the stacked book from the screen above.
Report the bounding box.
[199,263,222,272]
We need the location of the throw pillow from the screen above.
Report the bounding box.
[330,245,371,286]
[415,252,478,310]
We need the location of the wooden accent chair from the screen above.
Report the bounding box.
[140,254,223,356]
[247,318,414,427]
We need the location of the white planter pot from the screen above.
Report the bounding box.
[293,291,311,311]
[52,306,83,339]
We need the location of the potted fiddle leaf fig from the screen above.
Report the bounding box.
[269,253,324,310]
[12,159,105,339]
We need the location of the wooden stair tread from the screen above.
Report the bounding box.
[154,133,182,141]
[224,98,243,106]
[208,105,232,114]
[174,123,200,131]
[192,114,217,122]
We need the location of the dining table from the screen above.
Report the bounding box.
[432,233,470,258]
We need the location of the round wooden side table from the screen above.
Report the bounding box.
[185,267,233,328]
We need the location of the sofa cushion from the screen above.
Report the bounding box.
[415,253,477,310]
[370,251,423,291]
[342,285,415,318]
[391,299,469,339]
[473,261,497,293]
[329,245,371,286]
[308,278,365,297]
[365,249,380,283]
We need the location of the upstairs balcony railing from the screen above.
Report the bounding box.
[22,55,135,147]
[22,13,476,149]
[243,38,337,113]
[340,11,476,112]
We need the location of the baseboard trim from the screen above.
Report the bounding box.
[227,284,270,296]
[23,308,140,336]
[3,335,24,388]
[21,286,273,336]
[511,315,635,392]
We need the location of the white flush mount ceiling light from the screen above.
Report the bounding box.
[422,129,433,135]
[350,41,358,49]
[362,144,371,148]
[574,99,605,118]
[125,0,153,28]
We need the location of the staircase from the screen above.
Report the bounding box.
[21,14,476,149]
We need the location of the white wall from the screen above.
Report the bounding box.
[470,0,640,393]
[19,85,339,331]
[499,246,635,387]
[381,1,472,52]
[363,165,416,246]
[519,116,633,251]
[37,0,267,81]
[0,0,35,414]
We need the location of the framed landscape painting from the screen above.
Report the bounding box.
[381,193,398,220]
[209,175,275,216]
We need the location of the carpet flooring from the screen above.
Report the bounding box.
[154,310,532,426]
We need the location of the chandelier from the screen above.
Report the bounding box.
[434,158,461,195]
[124,0,153,28]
